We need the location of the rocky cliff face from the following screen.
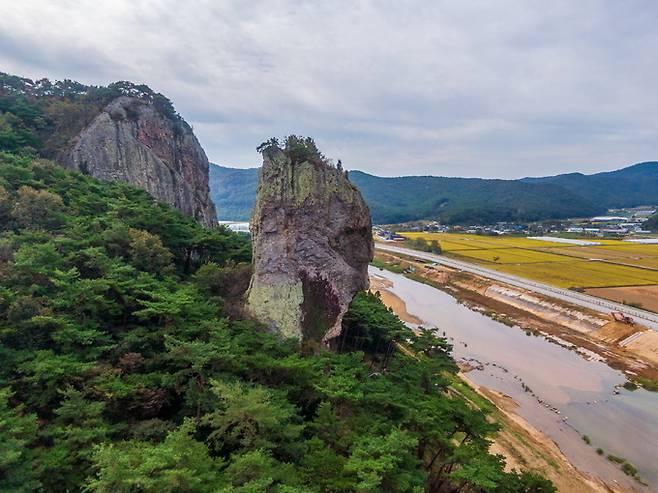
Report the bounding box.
[246,140,373,342]
[64,96,217,227]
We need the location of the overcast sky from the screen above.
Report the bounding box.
[1,1,657,178]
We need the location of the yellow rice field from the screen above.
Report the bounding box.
[452,248,574,265]
[612,258,658,270]
[403,233,568,250]
[399,232,658,288]
[488,261,658,288]
[600,244,658,256]
[534,246,642,260]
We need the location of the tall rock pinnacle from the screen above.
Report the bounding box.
[246,137,373,342]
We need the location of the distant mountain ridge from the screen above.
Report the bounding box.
[209,164,259,221]
[210,161,658,224]
[520,162,658,210]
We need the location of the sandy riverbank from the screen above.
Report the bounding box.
[371,277,640,492]
[370,275,424,325]
[372,251,658,387]
[462,374,632,493]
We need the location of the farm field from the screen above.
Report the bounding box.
[615,258,658,270]
[586,285,658,313]
[452,248,574,265]
[535,246,647,260]
[486,261,658,288]
[399,232,658,292]
[600,244,658,256]
[402,233,570,250]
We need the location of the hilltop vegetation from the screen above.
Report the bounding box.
[0,153,554,492]
[0,71,184,158]
[645,213,658,232]
[210,136,334,221]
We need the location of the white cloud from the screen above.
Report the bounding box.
[1,0,657,177]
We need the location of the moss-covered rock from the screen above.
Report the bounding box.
[246,139,373,342]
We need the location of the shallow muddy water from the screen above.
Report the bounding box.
[370,267,658,490]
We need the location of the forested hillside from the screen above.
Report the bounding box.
[209,164,259,221]
[348,171,599,224]
[645,213,658,232]
[210,162,658,224]
[521,161,658,210]
[0,153,553,492]
[0,71,220,226]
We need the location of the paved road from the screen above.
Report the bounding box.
[375,242,658,331]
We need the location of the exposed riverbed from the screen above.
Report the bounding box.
[370,267,658,491]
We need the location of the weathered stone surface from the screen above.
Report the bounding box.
[64,96,217,227]
[246,143,373,342]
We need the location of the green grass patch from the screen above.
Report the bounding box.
[631,376,658,392]
[607,454,625,464]
[606,454,643,481]
[623,381,638,391]
[444,372,497,414]
[370,257,405,274]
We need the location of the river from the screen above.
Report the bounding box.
[370,267,658,491]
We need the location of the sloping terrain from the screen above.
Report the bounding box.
[0,152,553,492]
[349,171,601,224]
[522,161,658,209]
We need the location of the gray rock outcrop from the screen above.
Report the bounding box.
[246,139,373,342]
[64,96,217,227]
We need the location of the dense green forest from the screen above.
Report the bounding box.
[0,153,554,491]
[520,162,658,212]
[646,213,658,232]
[348,172,600,224]
[210,163,658,225]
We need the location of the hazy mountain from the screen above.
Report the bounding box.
[521,161,658,209]
[209,164,259,220]
[210,161,658,224]
[348,171,600,224]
